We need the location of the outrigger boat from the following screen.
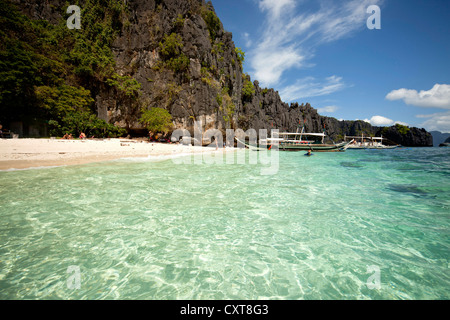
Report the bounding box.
[264,132,353,152]
[236,125,354,152]
[344,135,399,149]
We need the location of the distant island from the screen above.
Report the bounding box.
[0,0,432,147]
[439,136,450,147]
[430,131,450,147]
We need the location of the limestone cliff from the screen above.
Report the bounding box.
[11,0,433,146]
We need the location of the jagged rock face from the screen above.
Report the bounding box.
[11,0,63,23]
[79,0,324,136]
[14,0,433,146]
[97,0,245,135]
[104,0,431,146]
[377,127,433,147]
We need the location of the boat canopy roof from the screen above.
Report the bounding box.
[274,132,326,137]
[345,136,384,140]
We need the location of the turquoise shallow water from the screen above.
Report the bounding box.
[0,147,449,299]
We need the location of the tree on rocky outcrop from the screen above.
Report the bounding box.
[106,73,142,130]
[235,47,245,70]
[158,33,189,73]
[140,107,173,137]
[201,3,221,43]
[242,75,255,103]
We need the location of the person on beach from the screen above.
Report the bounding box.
[62,133,69,139]
[79,132,86,140]
[0,125,3,138]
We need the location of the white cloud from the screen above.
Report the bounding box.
[416,111,450,133]
[315,0,378,44]
[386,84,450,109]
[242,32,253,47]
[386,84,450,132]
[360,116,410,127]
[248,0,382,93]
[279,76,345,102]
[252,47,305,86]
[258,0,296,20]
[364,115,394,126]
[317,105,339,113]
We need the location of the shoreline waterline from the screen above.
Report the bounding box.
[0,138,236,171]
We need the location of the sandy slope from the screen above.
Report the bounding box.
[0,138,224,170]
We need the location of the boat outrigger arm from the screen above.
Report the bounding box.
[236,135,354,152]
[235,137,267,151]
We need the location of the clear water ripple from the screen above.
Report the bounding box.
[0,148,449,299]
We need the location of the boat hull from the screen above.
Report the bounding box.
[276,142,348,152]
[236,134,354,152]
[347,145,399,150]
[236,138,351,152]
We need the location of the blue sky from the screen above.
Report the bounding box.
[211,0,450,132]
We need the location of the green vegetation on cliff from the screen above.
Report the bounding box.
[201,4,221,43]
[159,33,190,73]
[0,0,129,137]
[140,107,173,135]
[235,47,245,69]
[242,74,255,102]
[395,123,410,135]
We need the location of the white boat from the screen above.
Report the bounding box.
[264,132,353,152]
[236,128,354,152]
[344,135,399,149]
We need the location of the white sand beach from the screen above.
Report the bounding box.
[0,138,227,170]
